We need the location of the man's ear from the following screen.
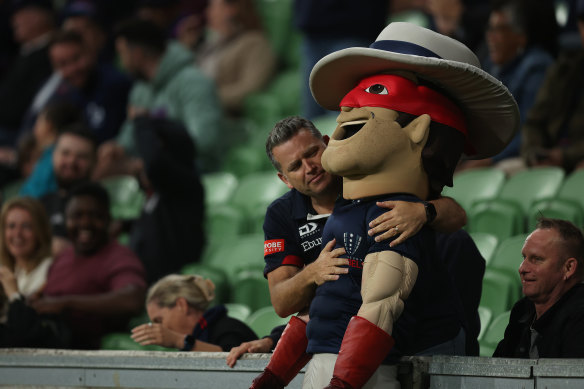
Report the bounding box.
[176,297,188,311]
[404,114,431,145]
[564,257,578,280]
[277,172,294,189]
[323,135,330,145]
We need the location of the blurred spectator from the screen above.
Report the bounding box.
[293,0,390,119]
[60,0,113,64]
[0,197,52,309]
[0,0,56,147]
[131,274,257,351]
[128,116,205,285]
[22,30,131,144]
[195,0,276,116]
[19,101,83,198]
[457,0,557,173]
[39,124,96,256]
[94,18,223,177]
[520,2,584,172]
[0,196,71,348]
[31,182,147,349]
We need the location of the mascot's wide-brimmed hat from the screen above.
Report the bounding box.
[310,22,520,159]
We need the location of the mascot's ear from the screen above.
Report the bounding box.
[405,114,431,145]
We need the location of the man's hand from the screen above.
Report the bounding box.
[368,201,426,247]
[226,337,274,367]
[307,239,348,286]
[131,322,184,349]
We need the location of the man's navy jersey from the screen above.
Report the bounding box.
[263,189,330,276]
[307,194,460,360]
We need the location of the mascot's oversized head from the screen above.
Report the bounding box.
[310,22,519,200]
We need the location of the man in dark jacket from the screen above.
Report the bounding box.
[494,218,584,358]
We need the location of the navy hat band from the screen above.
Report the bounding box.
[370,40,442,59]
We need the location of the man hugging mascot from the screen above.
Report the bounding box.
[252,22,519,389]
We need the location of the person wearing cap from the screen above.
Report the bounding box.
[252,22,519,389]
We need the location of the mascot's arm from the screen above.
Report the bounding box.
[358,250,418,334]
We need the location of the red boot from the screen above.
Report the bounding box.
[325,316,395,389]
[250,316,312,389]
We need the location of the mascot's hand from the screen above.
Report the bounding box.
[368,201,426,247]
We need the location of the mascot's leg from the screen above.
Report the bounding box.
[325,253,418,389]
[250,316,312,389]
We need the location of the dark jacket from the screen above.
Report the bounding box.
[494,283,584,358]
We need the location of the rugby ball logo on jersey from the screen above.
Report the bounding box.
[343,232,362,256]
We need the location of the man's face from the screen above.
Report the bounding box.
[52,134,95,189]
[62,16,105,62]
[50,41,92,89]
[65,195,109,256]
[115,37,145,80]
[486,11,526,65]
[272,129,334,198]
[519,228,569,305]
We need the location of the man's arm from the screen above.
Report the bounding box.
[268,239,347,317]
[367,196,467,246]
[30,284,145,316]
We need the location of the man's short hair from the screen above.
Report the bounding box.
[50,29,84,48]
[114,18,167,56]
[41,100,83,133]
[57,122,97,153]
[266,116,323,172]
[67,181,110,215]
[537,217,584,278]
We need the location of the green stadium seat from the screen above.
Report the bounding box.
[245,306,290,338]
[311,114,339,138]
[180,262,231,305]
[488,233,529,301]
[556,169,584,210]
[467,200,524,241]
[469,232,499,265]
[230,270,271,312]
[527,198,584,231]
[100,175,145,220]
[203,233,265,284]
[442,168,506,212]
[477,306,493,341]
[497,167,565,215]
[229,172,289,233]
[479,310,511,357]
[253,0,299,68]
[480,270,516,319]
[201,171,239,207]
[225,303,252,322]
[205,204,246,243]
[221,143,272,177]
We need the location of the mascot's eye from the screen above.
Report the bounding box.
[365,84,388,95]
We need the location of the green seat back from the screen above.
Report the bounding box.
[202,171,239,207]
[100,175,145,220]
[480,270,516,319]
[498,167,565,214]
[469,232,499,265]
[311,114,339,138]
[479,310,511,357]
[245,306,290,338]
[528,198,584,231]
[230,270,271,312]
[489,233,529,297]
[442,168,506,212]
[468,200,525,241]
[205,205,245,244]
[224,303,252,322]
[477,306,493,341]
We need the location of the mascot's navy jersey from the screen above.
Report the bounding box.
[307,194,460,361]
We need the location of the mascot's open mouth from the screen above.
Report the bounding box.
[339,120,367,140]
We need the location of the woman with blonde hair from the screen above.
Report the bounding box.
[132,274,257,351]
[0,197,52,309]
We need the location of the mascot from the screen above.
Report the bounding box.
[251,22,519,389]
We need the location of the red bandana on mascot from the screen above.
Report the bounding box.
[250,22,519,389]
